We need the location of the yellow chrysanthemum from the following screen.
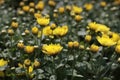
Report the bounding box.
[28,66,33,73]
[35,1,44,10]
[37,17,50,26]
[97,35,116,46]
[43,26,53,36]
[90,44,99,52]
[25,46,34,54]
[11,21,19,29]
[85,35,92,42]
[84,3,93,11]
[88,22,98,30]
[42,44,63,55]
[72,6,83,14]
[53,25,68,36]
[32,26,39,35]
[0,59,8,67]
[111,32,120,42]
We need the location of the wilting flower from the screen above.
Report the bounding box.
[90,44,99,52]
[37,17,50,26]
[25,46,34,53]
[97,35,116,46]
[32,26,39,35]
[42,43,63,55]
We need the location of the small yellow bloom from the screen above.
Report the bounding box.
[35,1,44,10]
[29,8,35,13]
[32,26,39,35]
[28,66,33,73]
[8,29,14,36]
[74,15,83,21]
[88,22,98,30]
[22,6,30,12]
[25,46,34,54]
[68,41,74,48]
[18,63,23,68]
[84,3,93,11]
[48,0,56,6]
[72,6,83,14]
[66,5,71,11]
[11,21,18,29]
[37,17,50,26]
[115,45,120,53]
[90,44,99,52]
[73,41,79,48]
[0,59,8,67]
[50,23,56,29]
[43,26,53,36]
[58,7,65,13]
[25,29,30,34]
[17,42,24,49]
[24,59,31,66]
[33,60,40,68]
[34,13,42,19]
[110,32,120,42]
[85,35,92,42]
[42,44,63,55]
[29,2,35,8]
[100,1,107,7]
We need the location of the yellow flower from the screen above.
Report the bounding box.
[33,60,40,68]
[11,21,18,29]
[34,13,42,19]
[29,8,35,13]
[117,40,120,45]
[110,32,120,42]
[32,26,39,35]
[25,46,34,54]
[74,15,83,21]
[37,17,50,26]
[29,2,35,8]
[100,1,107,7]
[95,24,110,33]
[28,66,33,73]
[97,35,116,46]
[18,63,23,68]
[88,22,98,30]
[8,29,14,36]
[22,6,30,12]
[58,7,65,13]
[35,1,44,10]
[85,35,92,42]
[72,5,83,14]
[24,29,30,34]
[48,0,56,6]
[0,59,7,67]
[68,41,74,48]
[42,43,63,55]
[53,25,68,36]
[43,26,53,36]
[84,3,93,11]
[50,23,56,29]
[115,45,120,53]
[24,59,31,66]
[73,41,79,48]
[19,1,25,6]
[90,44,99,52]
[66,5,72,11]
[17,42,24,49]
